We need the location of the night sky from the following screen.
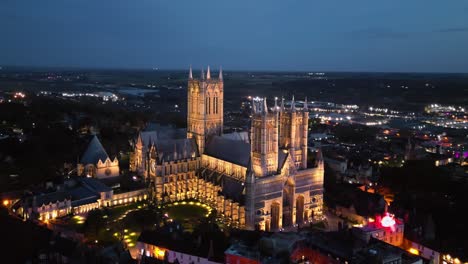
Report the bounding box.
[1,0,468,72]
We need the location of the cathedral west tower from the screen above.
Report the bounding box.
[279,96,309,169]
[250,98,278,177]
[187,66,224,154]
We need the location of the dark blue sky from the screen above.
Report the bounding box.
[2,0,468,72]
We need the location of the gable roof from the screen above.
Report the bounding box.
[138,125,188,157]
[205,136,251,167]
[80,135,110,164]
[157,138,199,162]
[34,191,70,206]
[140,131,158,148]
[222,131,249,143]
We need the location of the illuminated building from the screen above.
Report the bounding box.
[137,224,223,264]
[77,135,120,179]
[442,254,468,264]
[225,228,423,264]
[402,240,442,264]
[352,213,404,247]
[130,67,324,230]
[20,177,147,221]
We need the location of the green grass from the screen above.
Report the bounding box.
[163,203,210,232]
[165,204,208,221]
[103,201,145,221]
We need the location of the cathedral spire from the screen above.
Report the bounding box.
[201,68,205,80]
[206,66,211,79]
[274,97,278,111]
[219,66,223,81]
[263,98,268,114]
[303,97,308,111]
[280,97,285,112]
[189,65,193,79]
[291,95,296,112]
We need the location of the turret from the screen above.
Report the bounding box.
[301,97,309,169]
[206,66,211,79]
[219,67,223,80]
[189,65,193,79]
[291,95,296,112]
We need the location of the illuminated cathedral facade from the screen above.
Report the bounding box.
[130,66,323,231]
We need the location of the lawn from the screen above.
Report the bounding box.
[163,202,211,231]
[165,204,208,221]
[54,201,212,246]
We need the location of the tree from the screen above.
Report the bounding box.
[83,209,105,240]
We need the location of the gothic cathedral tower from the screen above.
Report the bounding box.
[279,96,309,169]
[250,98,278,177]
[187,66,224,154]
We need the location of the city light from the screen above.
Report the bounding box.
[408,248,419,255]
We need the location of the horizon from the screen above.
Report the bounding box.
[2,64,468,75]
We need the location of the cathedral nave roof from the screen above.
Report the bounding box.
[205,136,251,167]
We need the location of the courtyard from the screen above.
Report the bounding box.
[52,200,214,249]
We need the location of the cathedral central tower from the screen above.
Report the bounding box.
[187,66,224,154]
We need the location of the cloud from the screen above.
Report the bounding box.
[347,26,468,40]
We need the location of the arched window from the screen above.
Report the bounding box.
[205,95,211,114]
[214,94,218,114]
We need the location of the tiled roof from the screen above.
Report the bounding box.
[157,138,199,162]
[78,177,112,192]
[34,191,70,206]
[80,135,110,164]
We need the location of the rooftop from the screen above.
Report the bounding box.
[80,135,110,164]
[205,136,251,167]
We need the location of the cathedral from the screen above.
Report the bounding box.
[130,66,323,231]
